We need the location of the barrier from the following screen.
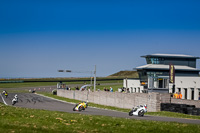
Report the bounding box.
[57,89,166,112]
[161,103,200,115]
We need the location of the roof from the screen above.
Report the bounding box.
[141,54,200,59]
[136,64,200,71]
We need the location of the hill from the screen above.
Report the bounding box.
[108,71,139,78]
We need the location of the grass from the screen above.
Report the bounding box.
[38,92,200,120]
[0,81,123,92]
[109,70,139,78]
[146,111,200,120]
[0,77,124,82]
[0,103,200,133]
[1,81,200,121]
[0,82,57,88]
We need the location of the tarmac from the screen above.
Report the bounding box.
[0,92,200,125]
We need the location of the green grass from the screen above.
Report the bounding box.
[109,70,139,78]
[0,77,124,83]
[0,82,57,88]
[0,103,200,133]
[146,111,200,120]
[38,92,200,120]
[0,81,123,92]
[1,81,200,121]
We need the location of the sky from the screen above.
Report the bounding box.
[0,0,200,78]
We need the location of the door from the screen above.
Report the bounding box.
[191,88,194,100]
[184,88,187,99]
[158,78,163,88]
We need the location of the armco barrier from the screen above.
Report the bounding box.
[57,89,169,112]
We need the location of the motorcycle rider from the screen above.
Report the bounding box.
[73,101,88,111]
[14,94,18,99]
[82,101,88,108]
[78,101,88,109]
[129,104,147,117]
[2,90,8,98]
[12,94,18,105]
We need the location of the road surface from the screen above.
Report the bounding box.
[1,93,200,125]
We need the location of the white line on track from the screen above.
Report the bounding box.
[0,93,8,105]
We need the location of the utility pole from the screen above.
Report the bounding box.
[58,65,97,91]
[90,71,93,87]
[94,65,96,92]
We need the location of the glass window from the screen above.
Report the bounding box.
[146,57,164,64]
[146,58,151,64]
[151,58,160,64]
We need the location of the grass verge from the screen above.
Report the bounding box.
[38,92,200,120]
[0,103,200,133]
[0,81,123,92]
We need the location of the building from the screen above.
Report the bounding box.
[124,54,200,100]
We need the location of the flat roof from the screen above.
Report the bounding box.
[141,54,200,59]
[136,64,200,71]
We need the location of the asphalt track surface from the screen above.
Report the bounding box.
[1,93,200,125]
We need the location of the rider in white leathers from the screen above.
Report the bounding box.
[12,94,18,105]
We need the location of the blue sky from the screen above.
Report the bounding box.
[0,0,200,78]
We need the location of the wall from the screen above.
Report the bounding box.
[57,89,164,112]
[57,89,200,111]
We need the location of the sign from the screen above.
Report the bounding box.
[169,64,175,83]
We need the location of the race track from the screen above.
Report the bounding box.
[1,93,200,125]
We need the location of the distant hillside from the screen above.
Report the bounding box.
[108,71,139,78]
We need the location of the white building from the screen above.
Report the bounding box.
[124,54,200,100]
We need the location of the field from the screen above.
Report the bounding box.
[39,92,200,120]
[0,78,200,132]
[1,103,200,133]
[0,78,123,92]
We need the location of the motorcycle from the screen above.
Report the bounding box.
[73,101,88,111]
[12,94,18,105]
[129,104,147,117]
[2,90,8,98]
[4,93,8,98]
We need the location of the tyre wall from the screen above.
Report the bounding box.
[161,103,200,115]
[171,98,200,108]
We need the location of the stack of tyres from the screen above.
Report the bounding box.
[161,103,169,111]
[186,105,195,115]
[178,104,187,114]
[169,104,176,112]
[192,108,200,115]
[197,108,200,115]
[161,103,200,116]
[174,104,181,113]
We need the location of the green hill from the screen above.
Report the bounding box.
[108,71,139,78]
